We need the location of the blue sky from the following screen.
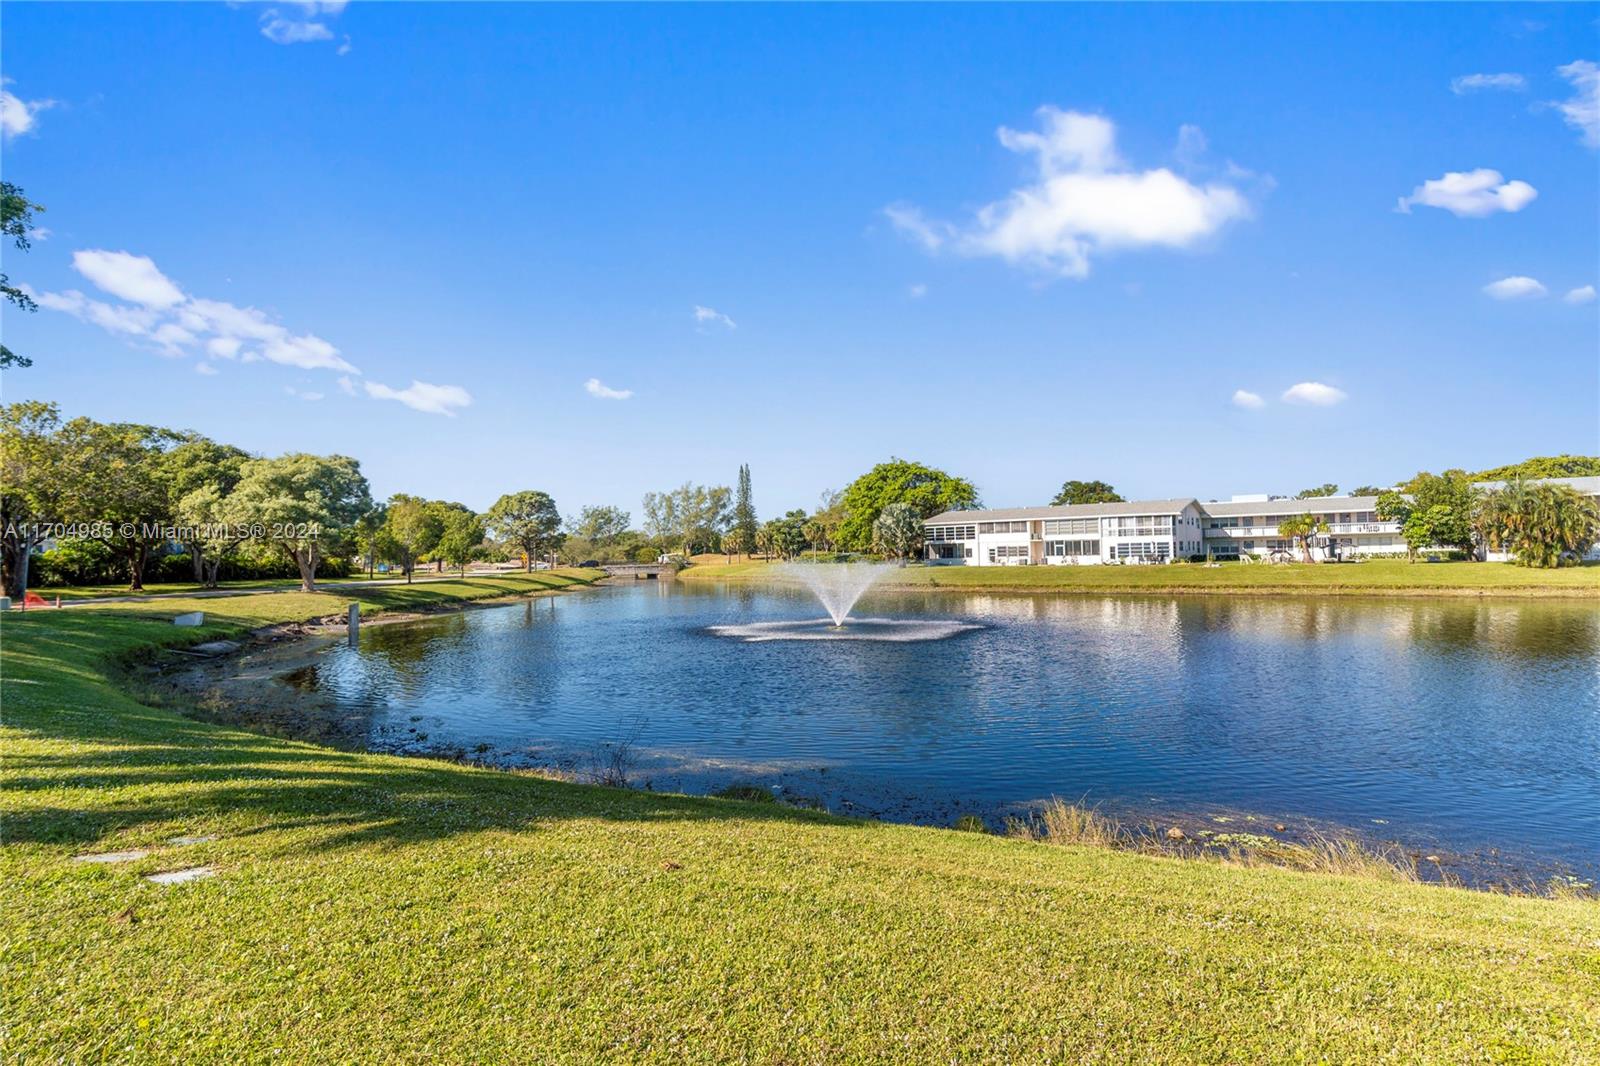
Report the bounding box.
[2,3,1596,518]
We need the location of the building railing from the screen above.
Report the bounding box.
[1206,522,1398,537]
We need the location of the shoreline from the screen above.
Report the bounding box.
[150,597,1595,895]
[675,563,1600,599]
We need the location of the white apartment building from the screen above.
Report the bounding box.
[921,477,1600,566]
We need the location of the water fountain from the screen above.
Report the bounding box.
[706,561,980,642]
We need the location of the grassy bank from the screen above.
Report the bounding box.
[679,556,1600,596]
[5,576,1599,1061]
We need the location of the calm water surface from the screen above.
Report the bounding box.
[283,582,1599,876]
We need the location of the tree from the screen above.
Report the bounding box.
[1295,483,1339,500]
[159,435,250,581]
[486,490,563,571]
[720,526,751,561]
[837,459,978,551]
[1375,490,1412,525]
[435,507,486,575]
[1051,480,1123,506]
[1400,506,1454,561]
[1276,512,1328,563]
[1349,485,1385,496]
[1478,479,1600,568]
[1401,470,1478,557]
[1472,455,1600,481]
[732,464,758,552]
[350,505,389,578]
[0,401,69,598]
[58,419,183,591]
[765,511,808,560]
[752,524,774,560]
[1,182,45,369]
[382,495,445,582]
[640,483,731,556]
[570,505,631,546]
[873,501,924,565]
[808,489,847,554]
[222,453,372,592]
[177,484,242,587]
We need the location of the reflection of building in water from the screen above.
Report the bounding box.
[923,477,1600,565]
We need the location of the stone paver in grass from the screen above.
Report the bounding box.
[72,850,152,864]
[145,867,216,885]
[168,835,218,846]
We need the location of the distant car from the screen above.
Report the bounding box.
[579,559,600,569]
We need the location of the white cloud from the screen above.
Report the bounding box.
[337,375,359,395]
[693,305,736,330]
[194,362,220,377]
[28,227,51,242]
[1174,124,1209,169]
[887,107,1255,279]
[1281,382,1347,406]
[337,35,352,56]
[1482,275,1547,300]
[907,283,927,299]
[1231,389,1265,409]
[260,11,334,44]
[72,250,186,308]
[258,3,347,46]
[1451,73,1527,94]
[364,379,473,417]
[0,84,55,140]
[38,248,359,374]
[284,386,325,402]
[31,288,159,337]
[1563,284,1597,305]
[1552,60,1600,148]
[1396,169,1536,217]
[584,378,633,400]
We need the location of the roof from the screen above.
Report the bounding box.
[924,498,1200,524]
[1197,495,1380,517]
[1473,475,1600,494]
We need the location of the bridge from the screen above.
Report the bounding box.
[599,563,678,580]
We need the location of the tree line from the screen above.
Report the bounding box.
[0,406,988,594]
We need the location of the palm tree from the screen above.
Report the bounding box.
[1276,512,1329,563]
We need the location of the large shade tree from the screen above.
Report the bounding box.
[221,453,372,592]
[837,458,978,551]
[1050,480,1124,506]
[0,401,68,597]
[383,494,445,582]
[58,418,183,591]
[486,490,563,570]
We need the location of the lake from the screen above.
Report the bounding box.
[248,581,1598,881]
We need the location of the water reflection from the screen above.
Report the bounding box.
[273,583,1599,875]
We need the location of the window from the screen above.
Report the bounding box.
[1045,539,1099,557]
[1042,518,1098,535]
[1114,541,1170,560]
[1111,515,1174,537]
[978,521,1029,534]
[926,524,976,542]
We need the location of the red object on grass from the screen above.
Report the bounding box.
[22,591,48,607]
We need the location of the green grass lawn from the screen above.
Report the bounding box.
[37,567,551,601]
[5,573,1598,1061]
[681,557,1600,596]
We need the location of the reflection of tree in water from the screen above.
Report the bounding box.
[1403,601,1598,663]
[356,612,472,695]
